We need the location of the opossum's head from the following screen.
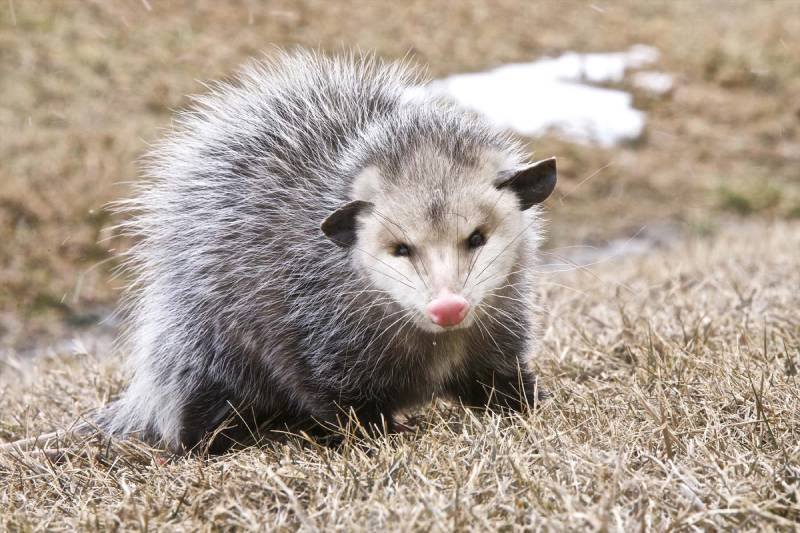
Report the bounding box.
[322,150,556,333]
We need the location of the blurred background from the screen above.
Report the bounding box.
[1,0,799,352]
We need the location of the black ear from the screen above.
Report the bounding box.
[496,157,557,210]
[320,200,373,247]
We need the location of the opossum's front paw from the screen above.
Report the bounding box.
[390,417,420,434]
[331,404,396,439]
[452,370,550,413]
[511,375,551,410]
[521,375,551,405]
[533,385,552,402]
[489,383,549,412]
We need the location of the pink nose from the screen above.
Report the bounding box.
[426,293,470,327]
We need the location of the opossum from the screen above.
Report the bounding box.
[5,51,557,454]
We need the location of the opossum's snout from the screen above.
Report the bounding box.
[426,291,470,327]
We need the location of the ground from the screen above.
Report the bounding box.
[2,220,798,530]
[1,1,799,530]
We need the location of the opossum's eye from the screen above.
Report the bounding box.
[393,243,411,257]
[467,229,486,249]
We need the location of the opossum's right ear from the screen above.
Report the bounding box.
[496,157,557,210]
[321,200,374,248]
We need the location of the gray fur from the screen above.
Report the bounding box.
[104,50,554,453]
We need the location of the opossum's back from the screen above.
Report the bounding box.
[160,51,415,184]
[141,52,421,241]
[124,53,426,319]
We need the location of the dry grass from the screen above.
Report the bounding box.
[2,1,800,530]
[2,220,798,530]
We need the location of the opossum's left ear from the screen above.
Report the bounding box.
[496,157,557,210]
[321,200,374,247]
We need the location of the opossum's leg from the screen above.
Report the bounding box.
[177,384,267,454]
[334,401,396,437]
[448,365,548,413]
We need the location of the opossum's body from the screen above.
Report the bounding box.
[104,51,557,453]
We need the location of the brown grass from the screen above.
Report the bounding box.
[2,0,800,530]
[2,220,798,530]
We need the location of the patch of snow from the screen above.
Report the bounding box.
[545,44,661,85]
[416,45,665,147]
[631,71,675,96]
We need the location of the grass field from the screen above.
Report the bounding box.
[2,220,798,530]
[1,1,799,530]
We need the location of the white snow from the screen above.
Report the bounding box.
[631,71,675,96]
[417,45,668,147]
